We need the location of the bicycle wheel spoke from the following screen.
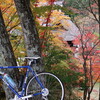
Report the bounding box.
[26,73,64,100]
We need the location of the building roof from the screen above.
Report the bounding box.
[52,19,80,41]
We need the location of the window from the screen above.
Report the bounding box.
[67,41,73,47]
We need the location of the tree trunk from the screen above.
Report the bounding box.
[0,9,19,100]
[13,0,43,72]
[83,61,88,100]
[98,0,100,37]
[13,1,44,99]
[87,92,91,100]
[99,83,100,100]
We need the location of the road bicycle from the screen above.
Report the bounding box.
[0,57,64,100]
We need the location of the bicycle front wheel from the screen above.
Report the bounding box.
[26,72,64,100]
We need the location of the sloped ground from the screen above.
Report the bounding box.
[0,83,99,100]
[90,83,99,100]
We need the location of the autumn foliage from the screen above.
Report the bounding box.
[0,0,99,99]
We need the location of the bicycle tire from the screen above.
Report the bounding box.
[26,72,64,100]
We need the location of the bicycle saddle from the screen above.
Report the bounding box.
[25,56,41,60]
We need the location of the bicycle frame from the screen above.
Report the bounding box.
[0,65,44,99]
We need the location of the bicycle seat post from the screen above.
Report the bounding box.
[33,59,37,67]
[28,59,33,66]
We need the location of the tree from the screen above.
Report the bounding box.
[0,9,19,100]
[30,1,83,99]
[0,0,20,32]
[63,1,100,99]
[13,0,43,72]
[0,0,26,65]
[73,32,100,100]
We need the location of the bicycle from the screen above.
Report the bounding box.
[0,56,64,100]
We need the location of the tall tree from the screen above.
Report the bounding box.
[0,9,19,100]
[73,30,100,100]
[13,0,43,71]
[98,0,100,37]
